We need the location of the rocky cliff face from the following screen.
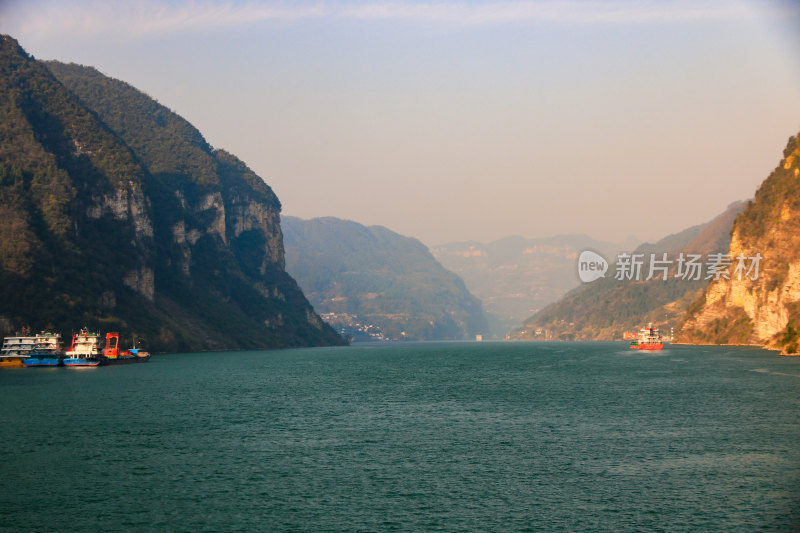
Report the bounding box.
[0,36,343,351]
[677,132,800,354]
[85,183,155,300]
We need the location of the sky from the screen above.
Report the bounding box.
[1,0,799,246]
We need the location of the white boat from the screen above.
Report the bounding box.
[1,331,62,367]
[63,328,102,367]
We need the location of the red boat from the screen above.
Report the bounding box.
[630,323,664,350]
[101,332,150,365]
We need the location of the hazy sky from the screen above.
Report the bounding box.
[2,0,799,245]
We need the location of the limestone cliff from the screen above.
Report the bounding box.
[677,132,800,354]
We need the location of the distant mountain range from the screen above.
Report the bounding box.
[512,201,746,341]
[678,132,800,354]
[283,216,489,341]
[431,235,635,336]
[0,35,343,351]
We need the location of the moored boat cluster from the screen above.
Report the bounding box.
[0,328,149,368]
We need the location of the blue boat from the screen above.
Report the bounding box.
[63,357,100,367]
[22,353,62,367]
[22,334,64,367]
[23,347,62,367]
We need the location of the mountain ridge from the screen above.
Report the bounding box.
[0,35,344,351]
[283,215,489,341]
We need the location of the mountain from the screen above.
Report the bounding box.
[677,132,800,354]
[282,216,489,341]
[513,201,746,341]
[0,35,343,351]
[431,235,627,336]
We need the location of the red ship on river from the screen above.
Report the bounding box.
[629,323,664,351]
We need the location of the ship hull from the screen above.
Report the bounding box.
[63,358,100,367]
[101,355,150,365]
[22,357,61,367]
[0,358,26,368]
[630,342,664,350]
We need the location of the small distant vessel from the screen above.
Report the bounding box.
[2,331,62,367]
[630,323,664,351]
[63,328,102,367]
[101,332,150,365]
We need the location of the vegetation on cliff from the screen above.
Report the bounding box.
[0,35,152,339]
[678,132,800,354]
[0,35,344,351]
